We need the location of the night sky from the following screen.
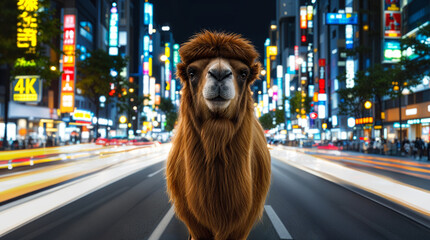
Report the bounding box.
[154,0,276,60]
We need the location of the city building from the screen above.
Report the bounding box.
[383,0,430,142]
[269,0,429,144]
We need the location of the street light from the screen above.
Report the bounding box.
[119,116,127,124]
[261,69,267,76]
[364,101,372,109]
[160,55,167,62]
[161,26,170,31]
[50,66,56,71]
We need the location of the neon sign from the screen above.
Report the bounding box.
[17,0,38,53]
[109,2,119,55]
[60,14,76,113]
[12,75,41,102]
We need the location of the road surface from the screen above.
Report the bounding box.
[1,145,430,239]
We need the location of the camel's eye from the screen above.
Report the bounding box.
[240,69,249,80]
[188,68,196,79]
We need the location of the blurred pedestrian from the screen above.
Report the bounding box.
[404,139,411,156]
[416,137,425,160]
[427,141,430,162]
[27,136,33,149]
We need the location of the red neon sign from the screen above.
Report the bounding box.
[60,14,76,113]
[318,59,326,94]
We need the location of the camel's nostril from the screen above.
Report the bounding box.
[209,69,232,81]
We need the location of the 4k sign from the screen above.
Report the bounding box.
[12,75,42,102]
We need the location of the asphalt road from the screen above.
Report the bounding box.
[2,155,430,240]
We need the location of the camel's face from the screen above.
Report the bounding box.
[187,58,250,113]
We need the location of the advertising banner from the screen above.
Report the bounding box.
[326,13,358,25]
[12,75,42,102]
[384,12,401,38]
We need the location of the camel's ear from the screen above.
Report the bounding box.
[248,62,262,85]
[176,62,188,85]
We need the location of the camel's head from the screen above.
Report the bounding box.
[177,31,261,118]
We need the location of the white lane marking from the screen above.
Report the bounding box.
[148,206,175,240]
[147,167,166,178]
[0,150,169,237]
[264,205,293,240]
[271,147,430,216]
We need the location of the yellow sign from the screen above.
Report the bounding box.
[266,46,277,57]
[12,75,41,102]
[72,110,92,122]
[60,93,74,112]
[17,0,38,53]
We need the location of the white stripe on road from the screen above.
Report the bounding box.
[264,205,293,240]
[0,151,169,237]
[148,206,175,240]
[147,167,166,178]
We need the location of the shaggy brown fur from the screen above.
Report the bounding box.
[166,31,271,240]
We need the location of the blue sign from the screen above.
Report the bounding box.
[326,13,358,25]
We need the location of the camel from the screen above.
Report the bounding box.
[166,31,271,240]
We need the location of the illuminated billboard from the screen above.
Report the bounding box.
[318,59,326,120]
[17,0,38,53]
[144,3,153,34]
[109,2,119,55]
[383,0,401,63]
[12,75,42,102]
[384,40,401,62]
[300,6,307,29]
[61,14,76,113]
[326,13,358,25]
[385,0,400,11]
[346,60,355,88]
[165,43,171,98]
[384,12,401,38]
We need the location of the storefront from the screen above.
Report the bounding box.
[6,101,62,148]
[384,102,430,142]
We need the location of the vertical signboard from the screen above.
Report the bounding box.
[109,2,119,56]
[165,43,171,98]
[266,46,277,89]
[143,2,153,105]
[61,14,76,113]
[383,0,401,62]
[346,59,355,88]
[300,6,307,29]
[144,2,153,34]
[17,0,38,53]
[300,6,307,44]
[318,59,326,119]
